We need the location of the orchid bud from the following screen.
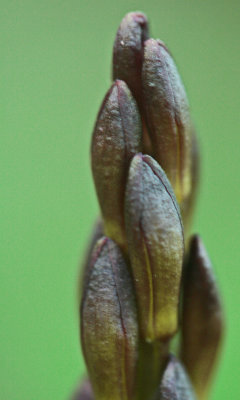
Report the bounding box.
[125,154,184,342]
[81,237,138,400]
[180,235,224,399]
[71,379,94,400]
[91,80,142,250]
[113,12,149,104]
[153,355,196,400]
[142,39,192,205]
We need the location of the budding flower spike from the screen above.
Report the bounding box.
[75,11,224,400]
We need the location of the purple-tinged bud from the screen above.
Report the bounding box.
[113,12,152,156]
[81,237,138,400]
[71,379,94,400]
[125,154,184,342]
[142,39,192,205]
[91,80,142,250]
[153,355,196,400]
[180,235,224,399]
[113,12,149,104]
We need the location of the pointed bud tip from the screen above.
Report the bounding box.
[156,355,196,400]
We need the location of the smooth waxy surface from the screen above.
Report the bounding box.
[81,238,138,400]
[91,80,142,250]
[181,235,224,400]
[142,39,192,204]
[125,154,184,341]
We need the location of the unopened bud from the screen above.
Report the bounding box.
[153,355,196,400]
[113,12,149,103]
[125,154,184,341]
[71,379,94,400]
[180,235,224,399]
[142,39,192,204]
[113,12,152,156]
[81,237,138,400]
[91,80,142,250]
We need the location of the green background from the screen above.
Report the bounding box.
[1,1,239,399]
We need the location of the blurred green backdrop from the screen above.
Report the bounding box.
[1,1,239,399]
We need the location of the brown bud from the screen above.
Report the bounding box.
[125,154,184,342]
[180,235,224,399]
[113,12,149,104]
[91,80,142,250]
[81,237,138,400]
[71,379,94,400]
[112,12,152,156]
[142,39,192,204]
[153,355,196,400]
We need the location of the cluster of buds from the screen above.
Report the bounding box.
[74,12,224,400]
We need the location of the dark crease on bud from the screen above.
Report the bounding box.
[180,235,224,400]
[125,154,184,342]
[142,39,192,204]
[113,12,149,104]
[81,237,138,400]
[91,80,142,250]
[71,379,94,400]
[153,354,196,400]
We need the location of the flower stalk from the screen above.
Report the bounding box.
[74,11,224,400]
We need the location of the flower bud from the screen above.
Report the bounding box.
[91,80,142,250]
[125,154,184,342]
[71,379,94,400]
[142,39,192,204]
[81,237,138,400]
[113,12,149,104]
[112,12,152,156]
[153,355,196,400]
[180,235,224,399]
